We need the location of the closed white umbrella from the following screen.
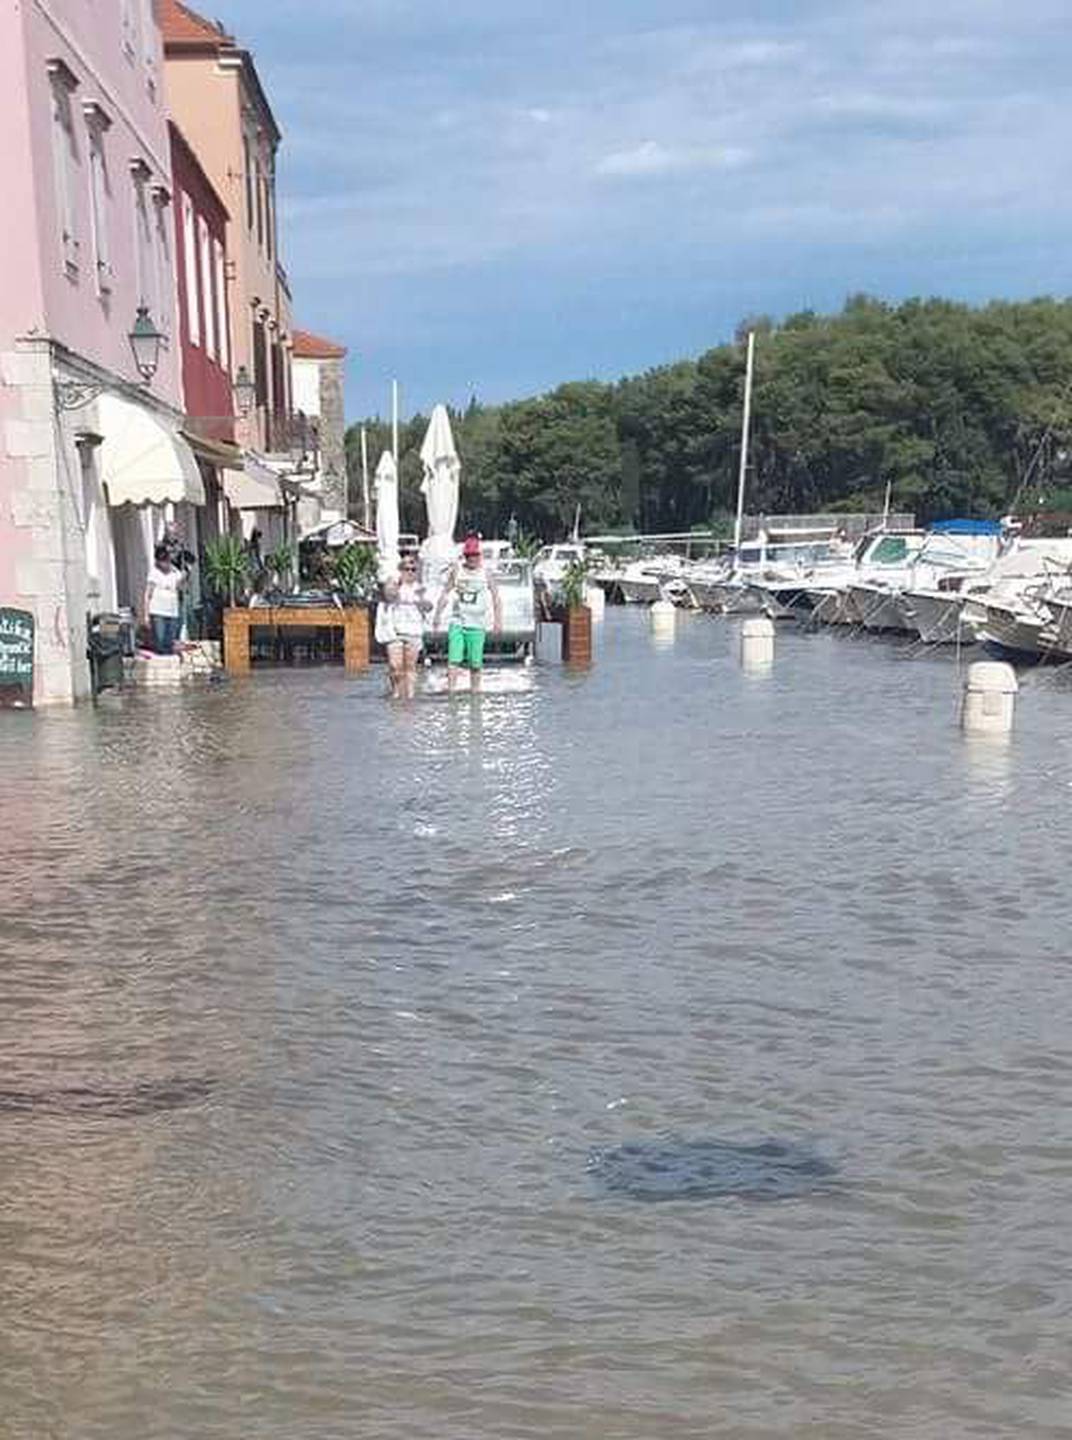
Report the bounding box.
[419,404,460,563]
[374,449,399,575]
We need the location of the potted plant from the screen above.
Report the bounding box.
[560,556,593,664]
[332,542,379,605]
[203,535,250,612]
[331,542,379,666]
[264,541,296,600]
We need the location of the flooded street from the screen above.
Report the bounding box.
[2,612,1071,1438]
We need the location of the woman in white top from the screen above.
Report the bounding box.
[143,544,184,655]
[381,556,430,698]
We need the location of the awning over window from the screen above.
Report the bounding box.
[97,394,205,507]
[222,455,284,509]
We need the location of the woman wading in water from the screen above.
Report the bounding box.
[380,556,430,699]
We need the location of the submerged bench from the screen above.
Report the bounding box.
[222,606,370,675]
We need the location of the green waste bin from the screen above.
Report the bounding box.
[88,613,124,694]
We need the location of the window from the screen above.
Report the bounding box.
[252,316,267,408]
[254,159,264,248]
[265,175,273,259]
[870,536,908,565]
[198,215,215,360]
[181,191,200,345]
[244,137,253,229]
[153,189,171,336]
[121,0,136,59]
[140,0,157,96]
[133,172,150,304]
[213,237,228,371]
[48,67,80,275]
[84,109,112,294]
[132,168,157,318]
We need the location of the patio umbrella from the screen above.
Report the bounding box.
[374,449,399,575]
[419,404,460,564]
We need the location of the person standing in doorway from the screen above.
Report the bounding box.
[143,544,184,655]
[434,535,502,694]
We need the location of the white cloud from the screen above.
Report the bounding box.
[596,140,750,177]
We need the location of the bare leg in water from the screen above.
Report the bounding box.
[386,641,404,698]
[402,642,420,700]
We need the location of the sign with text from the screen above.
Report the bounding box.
[0,608,34,708]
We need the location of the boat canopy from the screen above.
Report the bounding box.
[929,518,1003,536]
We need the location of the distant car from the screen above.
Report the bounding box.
[480,539,516,570]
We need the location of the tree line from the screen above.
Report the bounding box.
[345,295,1072,541]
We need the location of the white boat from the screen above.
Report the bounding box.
[533,542,587,588]
[899,586,976,644]
[694,528,851,615]
[617,554,692,604]
[957,538,1072,657]
[833,524,1001,634]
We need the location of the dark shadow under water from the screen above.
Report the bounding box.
[588,1137,838,1202]
[0,1076,215,1118]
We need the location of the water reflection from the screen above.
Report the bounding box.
[3,617,1072,1438]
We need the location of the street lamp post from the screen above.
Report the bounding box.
[128,305,164,385]
[232,365,256,419]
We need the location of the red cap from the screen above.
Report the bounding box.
[462,535,481,557]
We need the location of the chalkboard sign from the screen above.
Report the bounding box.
[0,607,34,708]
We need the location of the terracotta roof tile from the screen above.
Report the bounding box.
[292,328,348,359]
[159,0,233,49]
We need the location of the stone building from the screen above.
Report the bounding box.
[291,329,349,524]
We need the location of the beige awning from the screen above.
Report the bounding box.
[98,394,204,507]
[222,455,284,509]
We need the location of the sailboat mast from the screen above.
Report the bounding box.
[733,330,755,556]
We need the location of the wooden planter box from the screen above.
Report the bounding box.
[561,604,592,665]
[223,605,371,674]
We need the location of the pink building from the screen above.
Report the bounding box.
[0,0,200,704]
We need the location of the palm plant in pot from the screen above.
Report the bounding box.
[332,542,379,605]
[560,556,594,664]
[264,541,297,601]
[203,535,250,611]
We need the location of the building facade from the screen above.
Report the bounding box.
[159,0,293,464]
[0,0,198,704]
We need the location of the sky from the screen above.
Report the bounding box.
[217,0,1070,420]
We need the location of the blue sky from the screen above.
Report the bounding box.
[219,0,1069,420]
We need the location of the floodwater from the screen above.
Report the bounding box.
[2,612,1071,1439]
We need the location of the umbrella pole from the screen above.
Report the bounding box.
[391,381,400,490]
[360,425,370,530]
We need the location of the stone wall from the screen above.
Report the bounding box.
[317,358,346,512]
[0,339,91,703]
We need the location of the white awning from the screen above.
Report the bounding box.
[97,394,204,507]
[222,456,284,509]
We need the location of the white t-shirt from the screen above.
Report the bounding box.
[388,579,426,641]
[147,564,182,618]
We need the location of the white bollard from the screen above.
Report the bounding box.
[584,583,606,622]
[649,598,676,641]
[740,615,775,670]
[961,660,1017,735]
